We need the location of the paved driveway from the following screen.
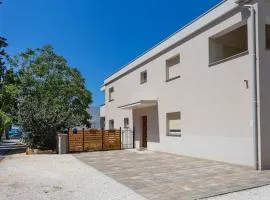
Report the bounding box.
[74,150,270,200]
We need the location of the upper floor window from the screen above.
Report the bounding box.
[109,119,114,129]
[124,118,129,128]
[209,25,248,65]
[266,25,270,50]
[140,70,147,84]
[109,87,114,102]
[166,112,181,137]
[166,54,180,82]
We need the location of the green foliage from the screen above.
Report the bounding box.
[0,37,19,138]
[9,45,92,149]
[0,70,20,122]
[0,36,7,78]
[0,37,19,118]
[1,4,20,137]
[0,111,11,139]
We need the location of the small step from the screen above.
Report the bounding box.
[138,147,147,151]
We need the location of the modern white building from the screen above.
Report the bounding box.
[100,0,270,170]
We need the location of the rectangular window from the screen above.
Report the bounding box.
[109,119,114,129]
[167,112,181,136]
[209,25,248,64]
[266,25,270,50]
[140,70,147,84]
[124,118,129,128]
[166,55,180,82]
[109,87,114,102]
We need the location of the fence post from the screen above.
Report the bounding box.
[82,128,85,152]
[67,128,70,152]
[133,127,135,149]
[102,129,104,151]
[119,127,122,150]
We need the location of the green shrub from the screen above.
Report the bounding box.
[0,111,11,140]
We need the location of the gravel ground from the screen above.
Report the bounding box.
[205,185,270,200]
[0,154,146,200]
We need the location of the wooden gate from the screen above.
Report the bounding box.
[68,129,121,152]
[103,129,121,150]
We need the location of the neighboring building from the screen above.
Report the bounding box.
[87,107,101,129]
[100,0,270,169]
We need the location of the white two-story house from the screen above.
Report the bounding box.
[100,0,270,170]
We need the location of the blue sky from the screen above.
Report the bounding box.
[0,0,222,106]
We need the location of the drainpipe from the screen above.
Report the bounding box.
[237,1,259,170]
[235,0,259,170]
[247,5,259,171]
[250,6,259,171]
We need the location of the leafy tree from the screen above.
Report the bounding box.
[0,111,11,139]
[0,37,14,139]
[0,2,19,139]
[8,45,92,149]
[0,36,7,79]
[0,37,20,139]
[0,13,8,140]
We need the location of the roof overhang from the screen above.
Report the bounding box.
[119,100,157,110]
[104,0,240,86]
[100,85,105,92]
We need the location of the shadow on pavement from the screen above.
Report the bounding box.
[0,140,26,160]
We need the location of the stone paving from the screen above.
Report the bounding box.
[74,150,270,200]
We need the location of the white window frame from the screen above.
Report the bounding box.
[109,119,114,129]
[108,87,114,102]
[140,70,147,84]
[166,112,181,137]
[124,118,129,128]
[209,24,248,66]
[166,54,180,82]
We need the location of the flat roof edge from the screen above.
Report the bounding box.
[104,0,234,85]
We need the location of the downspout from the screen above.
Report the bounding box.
[246,5,259,170]
[250,6,259,171]
[236,0,259,170]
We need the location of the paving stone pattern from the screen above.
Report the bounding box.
[74,150,270,200]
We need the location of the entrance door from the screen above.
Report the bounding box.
[142,116,147,148]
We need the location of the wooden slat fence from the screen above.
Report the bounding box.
[103,129,121,151]
[68,132,84,152]
[68,129,121,152]
[84,129,103,151]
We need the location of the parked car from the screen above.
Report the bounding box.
[8,126,22,139]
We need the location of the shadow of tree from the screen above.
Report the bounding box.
[0,140,26,156]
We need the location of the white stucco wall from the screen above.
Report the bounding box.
[101,1,264,167]
[100,105,106,117]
